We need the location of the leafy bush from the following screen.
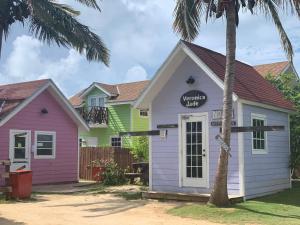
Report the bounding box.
[102,161,128,185]
[131,136,149,162]
[266,73,300,177]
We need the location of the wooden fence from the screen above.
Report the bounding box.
[79,147,135,180]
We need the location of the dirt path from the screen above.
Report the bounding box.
[0,193,219,225]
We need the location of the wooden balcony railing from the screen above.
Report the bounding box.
[77,106,109,126]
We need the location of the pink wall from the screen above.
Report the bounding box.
[0,89,78,184]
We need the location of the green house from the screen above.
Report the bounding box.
[70,80,149,147]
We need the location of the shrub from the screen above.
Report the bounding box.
[102,161,128,185]
[131,136,149,162]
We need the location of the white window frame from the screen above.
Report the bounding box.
[110,136,122,148]
[139,109,149,118]
[88,94,106,108]
[34,131,56,159]
[251,113,268,155]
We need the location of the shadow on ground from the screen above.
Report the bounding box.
[0,217,25,225]
[45,194,148,218]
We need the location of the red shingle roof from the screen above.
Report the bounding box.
[0,79,49,119]
[69,80,150,107]
[254,61,289,77]
[183,41,295,111]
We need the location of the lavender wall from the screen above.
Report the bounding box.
[243,104,290,198]
[151,57,240,195]
[0,89,78,185]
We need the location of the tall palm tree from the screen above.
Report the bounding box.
[0,0,109,65]
[173,0,297,206]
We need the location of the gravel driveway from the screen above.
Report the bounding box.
[0,193,219,225]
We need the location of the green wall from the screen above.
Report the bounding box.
[79,87,149,148]
[131,108,149,131]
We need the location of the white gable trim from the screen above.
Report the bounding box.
[238,98,295,114]
[0,82,50,127]
[135,41,185,109]
[135,41,238,109]
[0,80,89,131]
[80,83,112,97]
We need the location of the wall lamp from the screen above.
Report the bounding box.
[186,76,195,85]
[41,108,48,114]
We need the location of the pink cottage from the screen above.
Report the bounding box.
[0,79,89,185]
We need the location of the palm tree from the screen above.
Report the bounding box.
[173,0,297,206]
[0,0,109,65]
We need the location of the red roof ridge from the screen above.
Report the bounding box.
[0,79,50,88]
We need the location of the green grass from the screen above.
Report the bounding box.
[169,182,300,225]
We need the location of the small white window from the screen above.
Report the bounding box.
[111,137,122,148]
[34,131,56,159]
[139,109,149,117]
[251,114,267,154]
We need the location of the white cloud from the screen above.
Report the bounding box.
[0,35,83,94]
[124,65,148,82]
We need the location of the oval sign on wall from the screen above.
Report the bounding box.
[180,90,207,108]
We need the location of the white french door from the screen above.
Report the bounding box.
[181,114,208,187]
[9,130,31,171]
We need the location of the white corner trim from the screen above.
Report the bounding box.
[178,113,182,188]
[34,131,56,159]
[148,104,153,190]
[239,99,295,114]
[181,43,238,102]
[237,102,245,197]
[0,82,50,127]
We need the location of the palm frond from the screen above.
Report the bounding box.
[173,0,203,41]
[51,3,80,16]
[263,0,294,62]
[30,0,109,65]
[74,0,101,11]
[292,0,300,17]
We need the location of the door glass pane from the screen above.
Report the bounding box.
[14,133,26,159]
[186,121,203,178]
[14,148,25,159]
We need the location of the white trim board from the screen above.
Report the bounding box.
[237,102,245,197]
[238,99,295,114]
[135,41,238,109]
[34,131,56,159]
[178,112,209,188]
[79,82,112,98]
[0,80,89,131]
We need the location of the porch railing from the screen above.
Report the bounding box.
[77,106,109,126]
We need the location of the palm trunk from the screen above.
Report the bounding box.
[208,0,237,207]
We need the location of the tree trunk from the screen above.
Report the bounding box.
[208,0,237,207]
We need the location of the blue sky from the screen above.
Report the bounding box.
[0,0,299,97]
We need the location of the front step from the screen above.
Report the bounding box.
[142,191,244,203]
